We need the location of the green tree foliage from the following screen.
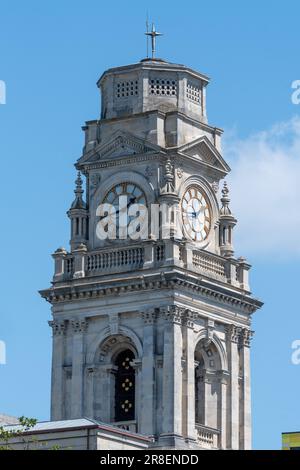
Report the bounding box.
[0,416,37,450]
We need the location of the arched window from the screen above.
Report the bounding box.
[194,341,222,430]
[114,349,135,422]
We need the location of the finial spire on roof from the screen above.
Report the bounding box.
[75,171,83,196]
[145,23,163,59]
[220,181,232,215]
[70,171,86,210]
[219,181,237,258]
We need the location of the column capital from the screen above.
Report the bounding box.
[142,308,158,325]
[241,328,254,347]
[130,358,142,372]
[48,320,67,336]
[217,370,230,385]
[71,318,89,334]
[183,309,195,329]
[86,365,99,377]
[156,355,164,368]
[63,365,72,380]
[100,364,118,376]
[225,325,254,347]
[201,369,217,384]
[161,305,185,324]
[225,324,242,344]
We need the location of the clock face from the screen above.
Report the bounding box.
[102,183,147,238]
[182,186,211,241]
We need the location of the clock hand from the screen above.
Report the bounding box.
[98,197,137,222]
[117,197,137,218]
[183,210,197,218]
[194,207,206,217]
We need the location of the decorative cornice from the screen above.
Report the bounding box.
[78,153,162,172]
[40,271,261,315]
[79,132,161,166]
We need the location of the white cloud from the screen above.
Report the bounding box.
[223,116,300,258]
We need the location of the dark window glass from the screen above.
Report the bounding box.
[115,350,135,421]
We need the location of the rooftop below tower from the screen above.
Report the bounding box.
[97,58,210,123]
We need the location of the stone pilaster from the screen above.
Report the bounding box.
[85,365,98,419]
[131,358,142,431]
[70,319,88,418]
[97,364,118,423]
[140,309,157,436]
[49,320,67,420]
[226,324,242,449]
[182,309,196,441]
[161,306,184,440]
[218,370,230,449]
[239,328,254,449]
[155,355,164,436]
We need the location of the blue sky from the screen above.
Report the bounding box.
[0,0,300,449]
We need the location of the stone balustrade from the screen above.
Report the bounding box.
[52,241,250,291]
[195,424,220,449]
[87,246,144,274]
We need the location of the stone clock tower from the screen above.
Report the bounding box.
[40,55,262,450]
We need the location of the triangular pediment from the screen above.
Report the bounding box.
[77,131,163,166]
[178,136,230,173]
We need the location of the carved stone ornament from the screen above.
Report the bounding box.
[90,173,101,194]
[241,328,254,347]
[176,165,183,179]
[162,305,184,324]
[143,308,157,324]
[71,319,89,334]
[161,158,175,193]
[211,181,219,193]
[48,320,66,336]
[145,166,154,179]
